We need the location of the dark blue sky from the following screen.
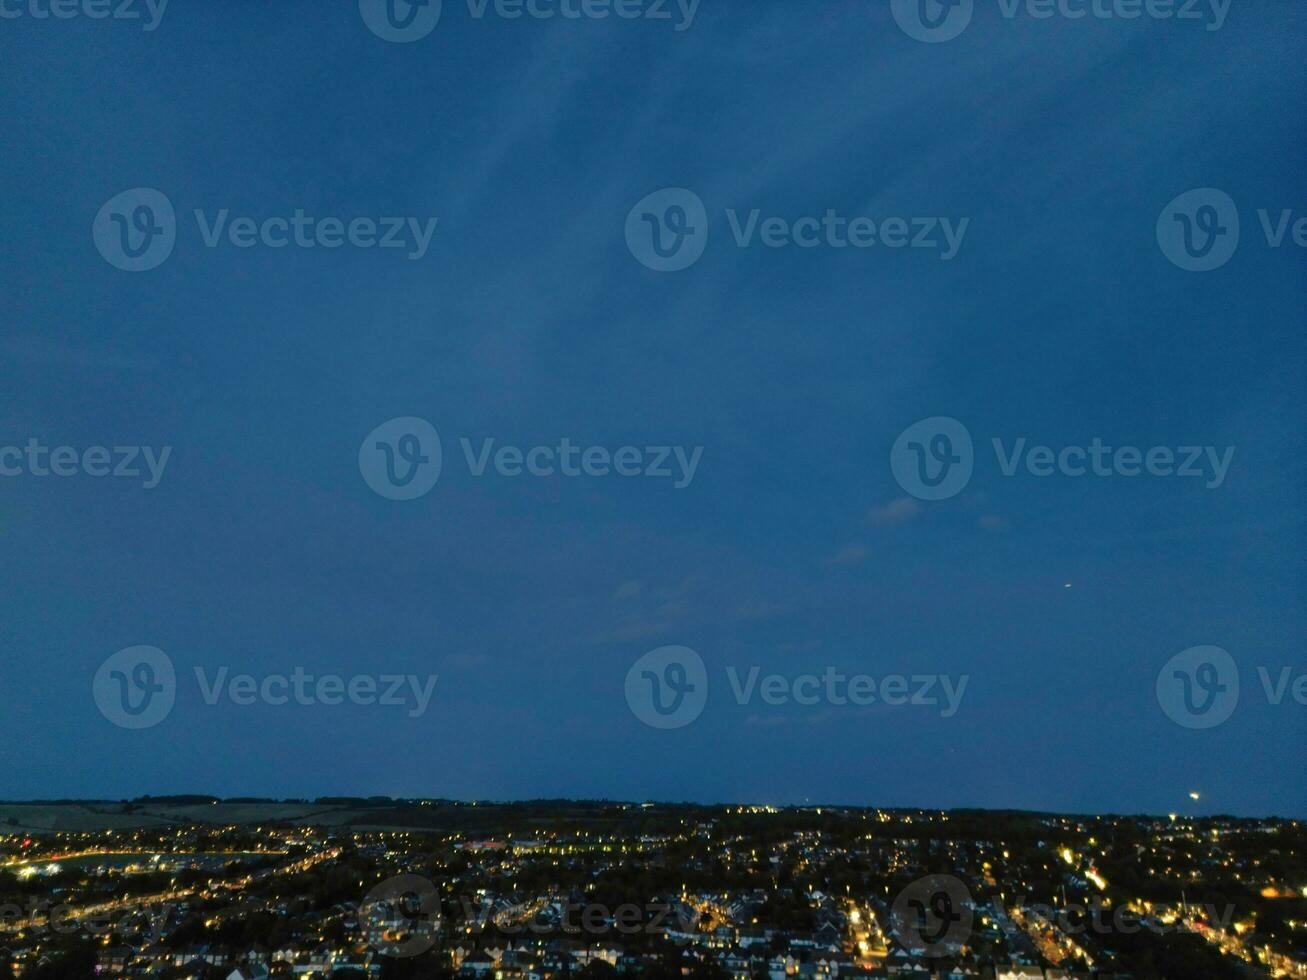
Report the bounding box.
[1,0,1303,817]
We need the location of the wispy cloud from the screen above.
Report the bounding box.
[612,580,643,600]
[868,497,921,527]
[824,543,867,567]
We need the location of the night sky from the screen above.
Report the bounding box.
[1,0,1303,817]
